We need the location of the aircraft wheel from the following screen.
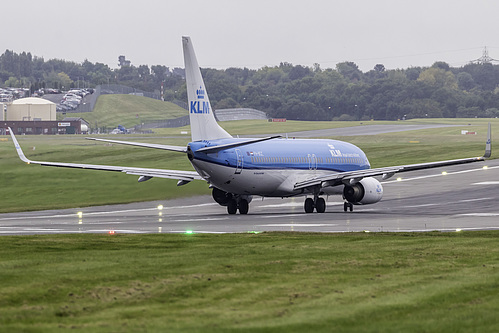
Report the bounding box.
[316,197,326,213]
[239,199,249,215]
[227,199,238,214]
[304,198,314,213]
[344,202,353,212]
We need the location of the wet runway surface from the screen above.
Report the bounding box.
[2,159,498,235]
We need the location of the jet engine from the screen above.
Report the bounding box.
[212,187,232,206]
[343,177,383,205]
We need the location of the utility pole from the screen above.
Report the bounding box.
[471,46,499,64]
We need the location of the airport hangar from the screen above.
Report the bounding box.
[0,97,88,135]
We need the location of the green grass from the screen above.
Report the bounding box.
[1,232,499,332]
[0,135,208,213]
[1,118,495,213]
[68,94,187,129]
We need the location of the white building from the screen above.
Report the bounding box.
[6,97,56,121]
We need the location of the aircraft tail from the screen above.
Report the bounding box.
[182,36,232,141]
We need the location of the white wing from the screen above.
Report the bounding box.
[295,123,492,190]
[9,128,202,184]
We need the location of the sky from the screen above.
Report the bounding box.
[3,0,499,72]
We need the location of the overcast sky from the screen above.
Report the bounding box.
[3,0,499,72]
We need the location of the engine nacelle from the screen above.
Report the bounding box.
[212,187,232,206]
[343,177,383,205]
[212,187,253,206]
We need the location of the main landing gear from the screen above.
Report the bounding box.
[304,196,326,213]
[302,195,354,213]
[227,198,249,215]
[212,187,252,215]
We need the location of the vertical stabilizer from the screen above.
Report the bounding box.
[182,36,232,141]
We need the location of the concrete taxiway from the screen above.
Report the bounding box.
[1,159,498,235]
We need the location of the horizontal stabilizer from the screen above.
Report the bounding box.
[86,137,187,153]
[196,136,282,153]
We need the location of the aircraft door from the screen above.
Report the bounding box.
[308,154,317,171]
[235,149,243,174]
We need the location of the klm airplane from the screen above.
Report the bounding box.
[10,37,492,215]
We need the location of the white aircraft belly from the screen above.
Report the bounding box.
[192,159,337,197]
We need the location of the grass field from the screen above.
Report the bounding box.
[0,119,495,213]
[1,231,498,332]
[68,94,187,129]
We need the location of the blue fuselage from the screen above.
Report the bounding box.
[188,138,371,197]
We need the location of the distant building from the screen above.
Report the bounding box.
[0,97,89,135]
[118,55,131,67]
[1,119,87,135]
[62,117,90,134]
[1,103,6,121]
[7,97,56,121]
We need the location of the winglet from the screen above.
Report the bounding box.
[8,127,32,164]
[484,122,492,159]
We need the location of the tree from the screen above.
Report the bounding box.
[288,65,311,81]
[336,62,362,82]
[4,76,20,87]
[432,61,450,71]
[374,64,385,72]
[57,72,73,89]
[457,72,475,90]
[405,67,422,81]
[417,67,458,90]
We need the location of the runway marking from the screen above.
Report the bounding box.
[403,203,439,208]
[169,230,228,234]
[257,224,336,227]
[259,202,306,208]
[170,217,230,222]
[456,213,499,217]
[260,214,304,218]
[383,166,499,184]
[0,203,218,222]
[396,197,493,210]
[259,202,342,208]
[81,229,148,233]
[472,181,499,185]
[458,197,493,203]
[0,229,72,234]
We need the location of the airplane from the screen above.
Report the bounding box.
[9,36,492,215]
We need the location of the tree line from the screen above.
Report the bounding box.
[2,49,499,120]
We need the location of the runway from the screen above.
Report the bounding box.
[265,123,461,138]
[1,159,498,235]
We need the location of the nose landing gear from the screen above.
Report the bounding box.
[344,202,354,212]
